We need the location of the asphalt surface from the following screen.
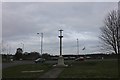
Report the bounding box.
[2,60,74,69]
[2,61,34,69]
[2,60,59,69]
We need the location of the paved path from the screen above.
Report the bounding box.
[40,67,64,78]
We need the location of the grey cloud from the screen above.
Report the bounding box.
[2,2,117,54]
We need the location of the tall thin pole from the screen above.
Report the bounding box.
[1,40,3,54]
[41,33,43,55]
[77,39,79,57]
[7,44,9,61]
[8,46,11,54]
[37,33,43,55]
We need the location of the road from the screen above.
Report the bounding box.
[2,61,34,69]
[2,60,58,69]
[2,60,74,69]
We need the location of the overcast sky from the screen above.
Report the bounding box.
[2,2,118,55]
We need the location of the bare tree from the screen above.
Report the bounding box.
[100,10,120,54]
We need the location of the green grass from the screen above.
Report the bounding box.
[3,63,53,78]
[59,59,118,78]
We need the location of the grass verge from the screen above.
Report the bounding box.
[2,63,53,78]
[59,59,118,78]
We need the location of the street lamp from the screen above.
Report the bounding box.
[77,38,79,57]
[37,33,43,55]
